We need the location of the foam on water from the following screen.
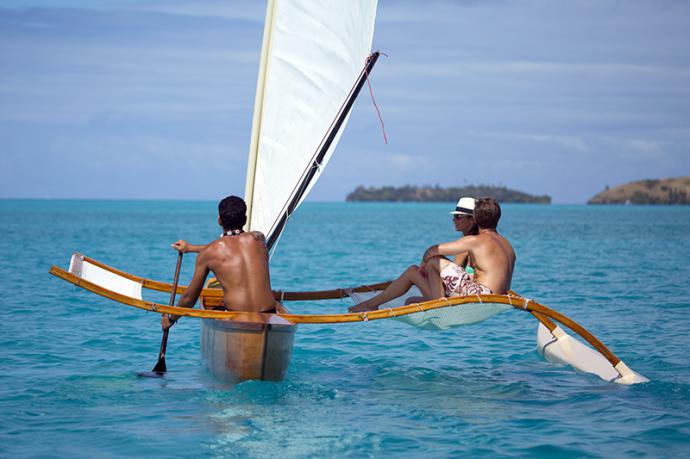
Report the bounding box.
[1,200,690,457]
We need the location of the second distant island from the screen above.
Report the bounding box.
[588,176,690,205]
[346,185,551,203]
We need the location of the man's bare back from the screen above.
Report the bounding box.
[161,196,278,331]
[456,229,515,294]
[200,232,276,312]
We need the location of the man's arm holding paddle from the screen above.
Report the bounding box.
[161,250,210,330]
[172,240,208,253]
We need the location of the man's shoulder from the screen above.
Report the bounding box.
[200,237,226,255]
[246,231,266,242]
[478,231,514,251]
[205,237,224,247]
[473,232,501,246]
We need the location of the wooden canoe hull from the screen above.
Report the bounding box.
[200,312,296,382]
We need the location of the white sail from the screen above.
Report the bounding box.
[244,0,379,242]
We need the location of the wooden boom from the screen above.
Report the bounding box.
[71,254,391,301]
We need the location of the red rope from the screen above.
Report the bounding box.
[365,52,388,144]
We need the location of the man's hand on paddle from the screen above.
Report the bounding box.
[172,240,208,253]
[172,240,190,253]
[161,314,177,331]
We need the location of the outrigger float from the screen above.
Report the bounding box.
[49,0,647,385]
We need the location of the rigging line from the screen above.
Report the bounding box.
[265,52,381,250]
[364,52,388,144]
[267,226,286,261]
[265,53,378,243]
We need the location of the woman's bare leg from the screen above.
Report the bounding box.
[349,265,434,312]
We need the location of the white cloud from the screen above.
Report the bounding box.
[511,133,590,153]
[1,0,265,21]
[624,139,663,155]
[597,136,666,160]
[124,0,265,22]
[468,131,590,153]
[384,152,425,171]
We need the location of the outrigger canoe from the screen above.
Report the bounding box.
[50,253,648,385]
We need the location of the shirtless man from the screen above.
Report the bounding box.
[424,197,515,298]
[349,197,515,312]
[161,196,278,330]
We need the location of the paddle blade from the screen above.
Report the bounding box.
[141,254,180,378]
[137,358,166,378]
[152,357,167,373]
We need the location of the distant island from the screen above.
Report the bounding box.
[346,185,551,203]
[588,176,690,205]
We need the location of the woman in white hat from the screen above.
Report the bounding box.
[448,197,478,274]
[349,197,477,312]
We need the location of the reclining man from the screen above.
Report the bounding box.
[161,195,279,330]
[349,197,515,312]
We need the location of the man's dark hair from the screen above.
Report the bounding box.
[474,197,501,229]
[218,196,247,230]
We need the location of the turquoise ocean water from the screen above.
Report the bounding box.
[1,200,689,457]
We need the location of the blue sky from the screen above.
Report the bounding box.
[1,0,689,203]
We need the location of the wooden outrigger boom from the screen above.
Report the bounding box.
[50,254,648,385]
[60,253,392,300]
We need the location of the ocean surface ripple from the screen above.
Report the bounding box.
[1,201,689,458]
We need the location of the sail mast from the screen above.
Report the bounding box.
[266,52,381,250]
[244,0,278,230]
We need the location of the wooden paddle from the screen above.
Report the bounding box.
[139,252,183,377]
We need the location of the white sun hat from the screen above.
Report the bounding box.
[450,197,475,216]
